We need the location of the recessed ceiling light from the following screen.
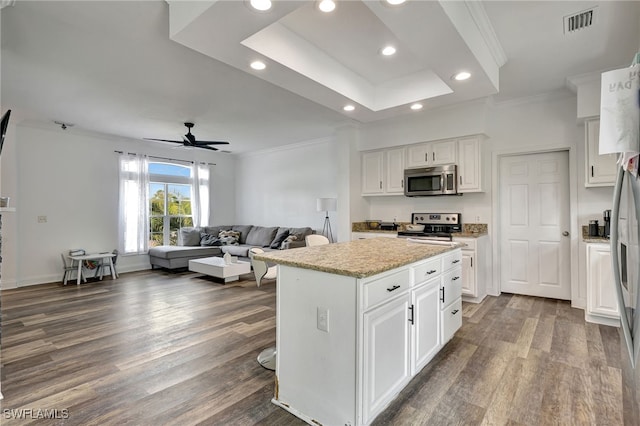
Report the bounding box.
[453,71,471,81]
[250,60,266,70]
[343,104,355,112]
[386,0,406,4]
[250,0,272,11]
[381,45,396,56]
[410,103,423,111]
[318,0,336,13]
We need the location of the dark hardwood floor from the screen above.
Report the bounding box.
[0,270,623,425]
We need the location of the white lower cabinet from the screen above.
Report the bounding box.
[411,278,440,375]
[586,243,619,324]
[453,235,489,303]
[274,249,463,426]
[362,294,412,425]
[352,232,399,240]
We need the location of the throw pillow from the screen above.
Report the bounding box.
[179,227,202,246]
[270,229,290,249]
[200,232,221,246]
[218,230,240,246]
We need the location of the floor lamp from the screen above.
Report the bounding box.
[317,198,337,243]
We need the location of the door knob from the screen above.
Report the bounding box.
[562,231,569,237]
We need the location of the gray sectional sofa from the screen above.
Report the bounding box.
[148,224,313,270]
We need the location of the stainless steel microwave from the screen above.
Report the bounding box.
[404,165,459,196]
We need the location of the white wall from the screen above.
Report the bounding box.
[1,121,235,288]
[235,138,339,238]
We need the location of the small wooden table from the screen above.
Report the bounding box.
[68,252,117,285]
[188,257,251,283]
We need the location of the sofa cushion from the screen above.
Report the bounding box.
[220,245,251,257]
[270,228,290,249]
[231,225,253,244]
[149,245,221,260]
[288,227,313,242]
[200,233,221,246]
[203,225,232,236]
[179,227,202,246]
[218,230,240,245]
[246,226,279,247]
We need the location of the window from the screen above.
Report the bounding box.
[148,162,193,247]
[118,155,210,254]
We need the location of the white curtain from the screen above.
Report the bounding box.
[118,153,149,254]
[191,162,210,227]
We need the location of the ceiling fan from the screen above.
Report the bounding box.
[144,122,230,151]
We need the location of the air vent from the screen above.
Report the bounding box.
[564,7,598,34]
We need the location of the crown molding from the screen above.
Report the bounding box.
[237,136,334,158]
[465,1,508,67]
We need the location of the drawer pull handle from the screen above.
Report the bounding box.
[452,276,460,281]
[387,284,401,292]
[452,259,460,264]
[425,269,437,275]
[452,309,459,315]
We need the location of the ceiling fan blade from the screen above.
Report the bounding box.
[191,140,230,145]
[195,144,219,151]
[144,138,183,144]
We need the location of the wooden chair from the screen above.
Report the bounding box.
[61,252,86,285]
[95,249,119,280]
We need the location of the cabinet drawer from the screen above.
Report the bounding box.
[363,269,410,311]
[440,267,462,308]
[441,298,462,343]
[411,258,441,285]
[442,250,462,271]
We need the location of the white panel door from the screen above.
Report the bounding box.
[499,151,571,299]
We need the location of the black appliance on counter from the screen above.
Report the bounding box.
[603,209,611,239]
[397,213,462,241]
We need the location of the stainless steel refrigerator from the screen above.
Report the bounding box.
[600,60,640,424]
[612,164,640,424]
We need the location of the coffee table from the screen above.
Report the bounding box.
[188,257,252,283]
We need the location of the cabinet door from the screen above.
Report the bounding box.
[385,148,405,194]
[405,143,431,168]
[431,140,456,165]
[458,137,481,192]
[586,120,617,187]
[587,244,619,318]
[411,281,440,375]
[362,151,384,194]
[461,252,475,297]
[362,294,412,424]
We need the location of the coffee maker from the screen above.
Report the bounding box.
[603,209,611,239]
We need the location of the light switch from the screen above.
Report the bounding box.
[37,215,47,223]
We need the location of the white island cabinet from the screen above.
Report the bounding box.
[255,238,463,426]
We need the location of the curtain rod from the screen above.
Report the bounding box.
[114,151,215,166]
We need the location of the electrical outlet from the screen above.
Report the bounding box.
[37,215,47,223]
[317,307,329,332]
[475,216,480,223]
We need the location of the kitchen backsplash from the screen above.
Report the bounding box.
[352,221,488,234]
[462,223,488,234]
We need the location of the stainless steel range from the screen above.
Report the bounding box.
[397,213,462,241]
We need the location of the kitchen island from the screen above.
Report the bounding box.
[254,238,464,426]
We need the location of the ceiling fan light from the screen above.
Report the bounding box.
[318,0,336,13]
[453,71,471,81]
[250,60,266,70]
[250,0,272,11]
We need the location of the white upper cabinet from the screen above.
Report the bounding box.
[385,148,405,194]
[585,119,617,187]
[362,151,384,195]
[362,148,405,196]
[457,137,482,193]
[405,140,456,168]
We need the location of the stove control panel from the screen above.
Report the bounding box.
[412,213,460,225]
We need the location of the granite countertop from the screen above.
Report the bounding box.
[253,237,465,279]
